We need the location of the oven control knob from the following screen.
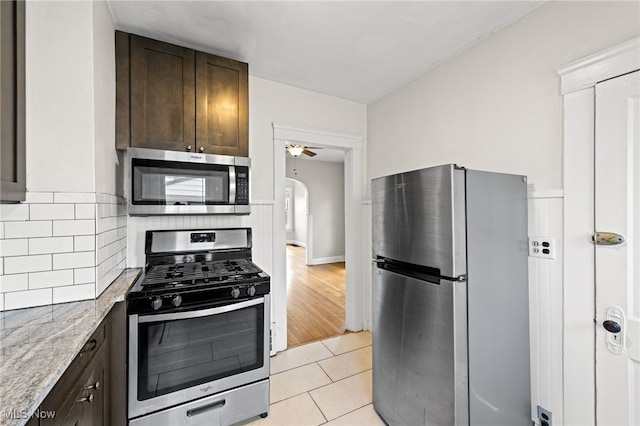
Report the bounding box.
[171,294,182,308]
[151,297,162,311]
[247,286,256,297]
[231,287,241,299]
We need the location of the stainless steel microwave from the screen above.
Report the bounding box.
[126,148,250,216]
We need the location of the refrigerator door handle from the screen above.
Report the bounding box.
[374,257,443,284]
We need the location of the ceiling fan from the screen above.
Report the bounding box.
[286,144,322,157]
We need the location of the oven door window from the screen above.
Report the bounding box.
[137,303,264,400]
[132,159,230,205]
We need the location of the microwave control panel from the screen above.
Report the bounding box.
[235,166,249,204]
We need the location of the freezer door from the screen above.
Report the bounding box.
[372,164,466,278]
[372,266,468,426]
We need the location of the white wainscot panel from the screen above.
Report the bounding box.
[528,192,564,425]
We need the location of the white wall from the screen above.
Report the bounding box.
[26,1,95,193]
[367,0,640,194]
[285,179,308,246]
[92,0,122,197]
[25,1,120,195]
[249,76,366,201]
[286,158,345,262]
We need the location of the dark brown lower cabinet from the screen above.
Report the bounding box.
[36,302,125,426]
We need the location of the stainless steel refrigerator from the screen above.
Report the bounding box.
[372,164,531,426]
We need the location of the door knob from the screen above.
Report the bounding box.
[199,146,205,153]
[603,320,622,333]
[186,145,192,152]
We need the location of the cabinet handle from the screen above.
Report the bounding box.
[199,146,204,153]
[186,145,192,152]
[85,381,100,390]
[77,393,94,404]
[79,339,97,357]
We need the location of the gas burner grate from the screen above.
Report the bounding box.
[140,258,263,290]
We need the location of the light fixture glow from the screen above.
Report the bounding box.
[288,145,304,157]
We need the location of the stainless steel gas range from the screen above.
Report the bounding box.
[127,228,270,426]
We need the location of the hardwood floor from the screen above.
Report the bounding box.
[286,244,346,348]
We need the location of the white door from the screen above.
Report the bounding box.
[595,70,640,425]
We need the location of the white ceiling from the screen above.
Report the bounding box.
[108,0,545,104]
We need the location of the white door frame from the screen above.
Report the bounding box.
[272,123,364,353]
[558,36,639,425]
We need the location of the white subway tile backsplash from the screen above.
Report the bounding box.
[0,274,29,292]
[25,192,54,203]
[53,283,95,304]
[30,204,75,221]
[4,255,52,274]
[74,235,96,252]
[74,267,96,284]
[4,221,52,239]
[97,217,117,234]
[54,192,96,204]
[52,251,95,270]
[0,192,128,311]
[29,236,74,255]
[0,204,29,221]
[53,220,95,237]
[98,239,126,264]
[0,239,29,257]
[97,261,125,295]
[75,204,96,219]
[4,288,52,310]
[29,269,74,289]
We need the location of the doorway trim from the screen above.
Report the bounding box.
[558,36,639,425]
[272,123,363,353]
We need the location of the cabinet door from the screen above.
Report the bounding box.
[0,0,25,202]
[130,35,195,151]
[195,52,248,156]
[83,348,107,426]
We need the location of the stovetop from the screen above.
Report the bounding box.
[127,228,270,314]
[142,258,263,289]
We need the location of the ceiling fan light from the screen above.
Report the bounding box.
[288,145,304,157]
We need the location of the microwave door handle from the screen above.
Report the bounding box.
[229,165,236,204]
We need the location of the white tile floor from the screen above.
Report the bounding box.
[247,331,384,426]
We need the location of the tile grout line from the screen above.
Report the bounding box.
[307,386,331,425]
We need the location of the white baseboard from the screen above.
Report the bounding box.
[308,255,345,265]
[286,240,306,247]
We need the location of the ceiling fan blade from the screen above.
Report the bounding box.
[302,149,317,157]
[304,146,323,150]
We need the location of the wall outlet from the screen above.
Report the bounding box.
[537,405,552,426]
[529,237,556,259]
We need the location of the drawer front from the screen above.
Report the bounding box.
[40,321,107,419]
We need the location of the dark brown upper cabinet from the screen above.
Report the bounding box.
[1,0,26,203]
[116,31,248,157]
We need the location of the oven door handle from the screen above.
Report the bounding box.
[136,297,264,323]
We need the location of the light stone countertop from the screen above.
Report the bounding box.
[0,268,141,426]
